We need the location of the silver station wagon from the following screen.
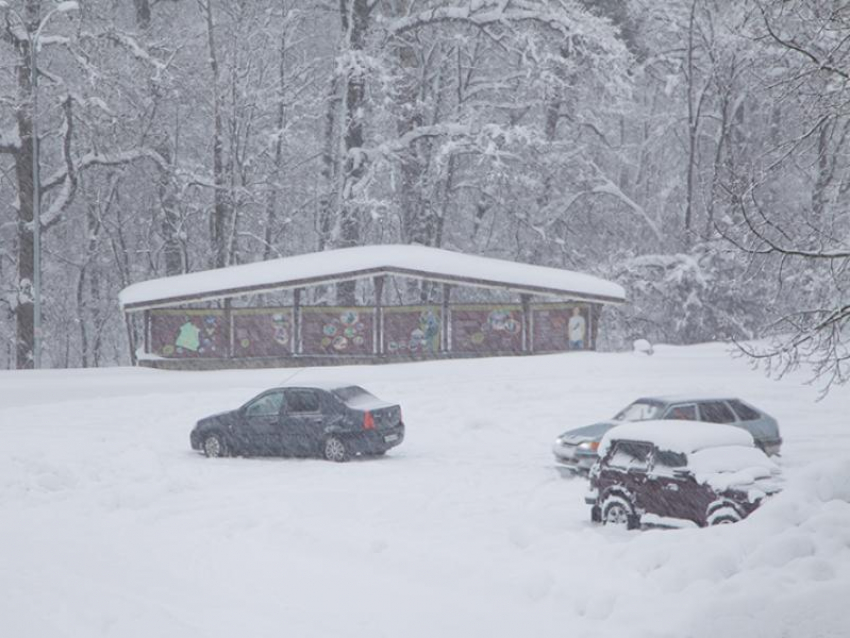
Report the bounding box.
[552,396,782,473]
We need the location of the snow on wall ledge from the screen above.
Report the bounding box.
[118,244,626,310]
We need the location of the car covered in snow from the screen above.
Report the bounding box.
[585,421,782,529]
[552,395,782,472]
[190,382,404,462]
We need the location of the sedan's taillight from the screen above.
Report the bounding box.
[363,411,376,430]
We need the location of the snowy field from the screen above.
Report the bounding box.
[2,343,849,638]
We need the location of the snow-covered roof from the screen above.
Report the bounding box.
[599,420,755,457]
[119,245,626,312]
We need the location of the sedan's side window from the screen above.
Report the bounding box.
[607,441,652,472]
[663,404,697,421]
[698,401,736,424]
[245,392,284,417]
[285,390,319,414]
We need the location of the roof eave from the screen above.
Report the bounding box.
[120,265,625,313]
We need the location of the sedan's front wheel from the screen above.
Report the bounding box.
[203,433,227,458]
[323,437,349,462]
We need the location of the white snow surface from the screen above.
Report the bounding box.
[118,244,626,308]
[2,343,850,638]
[599,419,755,457]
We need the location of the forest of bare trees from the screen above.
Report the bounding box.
[0,0,847,387]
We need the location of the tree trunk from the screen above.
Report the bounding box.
[264,19,289,260]
[684,0,702,247]
[202,0,231,269]
[133,0,151,30]
[11,1,40,369]
[336,0,371,305]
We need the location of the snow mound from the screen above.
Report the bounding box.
[682,458,850,637]
[588,459,850,637]
[633,338,654,355]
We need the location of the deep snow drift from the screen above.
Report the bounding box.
[1,344,849,637]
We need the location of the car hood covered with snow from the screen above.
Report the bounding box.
[557,421,619,443]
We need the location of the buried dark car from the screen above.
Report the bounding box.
[190,383,404,462]
[586,421,782,529]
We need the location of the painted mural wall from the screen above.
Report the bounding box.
[148,303,596,359]
[233,308,293,357]
[532,303,592,351]
[383,306,442,355]
[450,305,523,353]
[149,309,226,358]
[301,307,375,355]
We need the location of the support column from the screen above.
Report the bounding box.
[588,303,600,351]
[126,313,138,365]
[223,298,233,358]
[441,283,452,353]
[293,288,303,355]
[521,294,533,353]
[143,310,150,355]
[374,276,385,355]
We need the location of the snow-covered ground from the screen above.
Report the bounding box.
[1,343,849,637]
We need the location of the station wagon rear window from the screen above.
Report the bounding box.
[727,400,761,421]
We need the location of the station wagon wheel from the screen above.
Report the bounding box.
[202,433,227,458]
[600,494,637,529]
[324,437,349,463]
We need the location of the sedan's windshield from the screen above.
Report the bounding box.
[613,401,664,422]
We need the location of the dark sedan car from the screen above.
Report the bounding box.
[553,395,782,473]
[190,383,404,462]
[586,421,782,529]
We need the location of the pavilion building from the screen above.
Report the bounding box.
[118,245,626,369]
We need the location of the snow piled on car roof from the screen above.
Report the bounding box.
[599,419,754,457]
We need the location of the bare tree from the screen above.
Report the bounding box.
[718,0,850,391]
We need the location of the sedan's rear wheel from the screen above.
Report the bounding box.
[203,433,227,458]
[323,437,349,463]
[600,494,637,529]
